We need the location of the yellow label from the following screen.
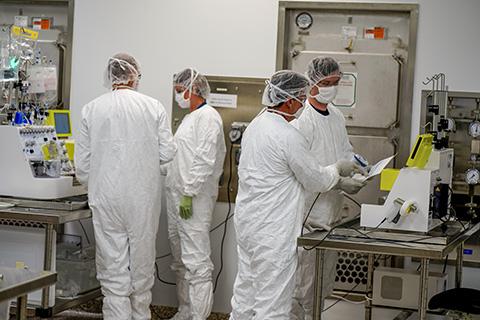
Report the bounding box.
[15,261,25,269]
[42,144,52,160]
[11,26,39,40]
[380,168,400,191]
[42,141,59,160]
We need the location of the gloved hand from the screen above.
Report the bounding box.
[335,177,366,194]
[179,195,193,219]
[335,159,366,177]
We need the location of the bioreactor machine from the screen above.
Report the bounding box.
[0,1,82,200]
[361,74,455,232]
[361,74,455,233]
[0,2,96,314]
[420,81,480,224]
[361,133,454,232]
[0,123,84,200]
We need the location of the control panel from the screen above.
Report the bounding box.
[16,125,73,176]
[19,126,58,161]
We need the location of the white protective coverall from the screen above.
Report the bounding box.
[75,89,176,320]
[291,101,354,319]
[165,104,226,320]
[230,110,340,320]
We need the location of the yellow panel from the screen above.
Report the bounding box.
[11,26,38,40]
[45,110,72,138]
[65,140,75,161]
[380,168,400,191]
[406,134,433,168]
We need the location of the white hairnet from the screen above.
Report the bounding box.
[173,68,210,99]
[104,53,141,87]
[261,70,310,107]
[306,57,341,84]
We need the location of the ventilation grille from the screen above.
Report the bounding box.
[334,252,386,292]
[0,218,44,229]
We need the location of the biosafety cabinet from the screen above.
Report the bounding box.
[276,2,418,220]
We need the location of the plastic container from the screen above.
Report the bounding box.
[55,245,99,298]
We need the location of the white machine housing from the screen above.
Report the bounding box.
[373,267,447,310]
[0,125,85,199]
[361,149,454,232]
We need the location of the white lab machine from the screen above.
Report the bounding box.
[0,125,85,199]
[361,134,454,233]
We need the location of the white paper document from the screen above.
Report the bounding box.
[353,155,396,182]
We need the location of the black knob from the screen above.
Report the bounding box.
[428,105,439,115]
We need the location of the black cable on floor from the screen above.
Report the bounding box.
[155,261,175,286]
[78,220,91,245]
[213,143,234,293]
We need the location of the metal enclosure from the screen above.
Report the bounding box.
[277,1,418,218]
[171,76,266,203]
[420,90,480,217]
[0,0,74,108]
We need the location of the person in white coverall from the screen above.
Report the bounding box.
[164,68,226,320]
[229,70,366,320]
[75,53,176,320]
[290,57,366,319]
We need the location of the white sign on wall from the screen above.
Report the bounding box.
[208,93,238,109]
[333,72,357,108]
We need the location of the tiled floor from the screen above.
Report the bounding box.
[17,300,230,320]
[13,298,475,319]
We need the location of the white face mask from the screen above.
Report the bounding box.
[312,85,338,104]
[294,105,305,118]
[174,68,200,110]
[175,90,190,109]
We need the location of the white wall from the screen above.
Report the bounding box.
[70,0,480,313]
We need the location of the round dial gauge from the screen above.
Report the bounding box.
[296,12,313,30]
[466,168,480,185]
[229,129,242,143]
[469,121,480,138]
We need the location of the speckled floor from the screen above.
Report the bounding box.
[10,299,229,319]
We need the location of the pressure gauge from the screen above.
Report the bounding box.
[466,168,480,185]
[469,121,480,138]
[229,129,242,143]
[295,12,313,30]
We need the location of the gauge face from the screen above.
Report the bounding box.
[469,121,480,138]
[229,129,242,143]
[296,12,313,30]
[466,168,480,185]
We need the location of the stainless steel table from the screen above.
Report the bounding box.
[297,220,480,320]
[0,271,56,320]
[0,206,98,317]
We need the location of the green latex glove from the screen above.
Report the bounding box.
[179,195,193,220]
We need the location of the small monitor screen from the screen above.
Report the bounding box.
[54,113,71,135]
